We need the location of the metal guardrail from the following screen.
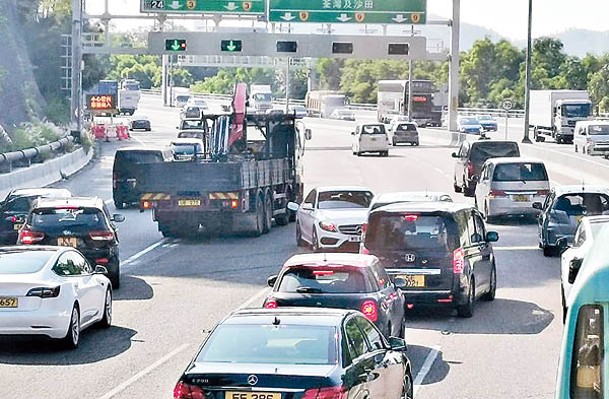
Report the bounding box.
[0,136,75,174]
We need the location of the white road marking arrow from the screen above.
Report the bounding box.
[168,1,182,9]
[224,2,238,11]
[392,14,407,23]
[280,12,296,21]
[336,13,351,22]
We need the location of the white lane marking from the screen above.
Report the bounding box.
[493,245,539,251]
[121,238,170,266]
[132,136,149,147]
[96,343,189,399]
[238,287,272,310]
[413,345,440,396]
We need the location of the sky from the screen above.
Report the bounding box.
[86,0,609,40]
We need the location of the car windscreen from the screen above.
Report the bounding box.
[361,125,385,134]
[30,208,108,231]
[365,214,458,251]
[181,120,205,130]
[492,163,548,182]
[278,267,372,294]
[588,125,609,135]
[318,191,373,209]
[2,197,34,213]
[196,324,338,365]
[176,95,190,102]
[470,142,520,165]
[0,250,54,274]
[459,118,479,125]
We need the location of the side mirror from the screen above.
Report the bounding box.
[112,214,125,222]
[532,202,543,210]
[94,265,108,275]
[351,131,356,135]
[176,126,179,129]
[568,258,583,284]
[486,231,499,242]
[305,129,312,141]
[300,203,314,211]
[451,152,458,158]
[287,202,300,212]
[394,277,407,289]
[267,275,278,287]
[556,237,569,254]
[388,336,407,351]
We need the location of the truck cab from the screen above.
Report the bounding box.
[554,99,593,142]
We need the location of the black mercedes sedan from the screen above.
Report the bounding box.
[264,253,405,338]
[173,308,413,399]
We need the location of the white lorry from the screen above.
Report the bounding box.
[249,85,273,113]
[530,90,592,144]
[117,89,140,115]
[305,90,348,118]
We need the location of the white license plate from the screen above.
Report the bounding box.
[13,224,22,231]
[348,236,361,242]
[512,194,530,202]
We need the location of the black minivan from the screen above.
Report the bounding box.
[112,147,172,209]
[362,202,499,317]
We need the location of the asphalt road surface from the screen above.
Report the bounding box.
[1,94,607,399]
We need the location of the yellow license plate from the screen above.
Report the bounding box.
[58,236,78,247]
[13,224,23,231]
[0,297,18,308]
[226,393,281,399]
[178,199,201,207]
[513,195,530,202]
[398,274,426,288]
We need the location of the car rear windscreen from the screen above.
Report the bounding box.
[278,267,371,294]
[31,208,108,231]
[197,324,337,365]
[0,251,54,274]
[471,142,520,165]
[117,151,165,164]
[366,214,458,251]
[361,125,386,134]
[396,124,417,132]
[492,162,548,181]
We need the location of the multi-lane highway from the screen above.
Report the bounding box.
[1,94,608,399]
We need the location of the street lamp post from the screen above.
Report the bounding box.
[522,0,533,143]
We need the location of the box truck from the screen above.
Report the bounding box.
[530,90,592,144]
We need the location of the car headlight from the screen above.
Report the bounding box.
[319,220,338,232]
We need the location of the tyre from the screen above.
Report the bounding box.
[392,138,397,146]
[414,141,419,146]
[275,208,289,227]
[457,279,475,318]
[383,151,389,157]
[296,222,306,247]
[311,229,320,252]
[463,184,475,197]
[262,194,273,234]
[543,245,555,257]
[402,370,414,399]
[481,266,496,301]
[113,199,124,210]
[453,179,463,193]
[109,260,120,289]
[61,305,80,349]
[252,196,264,237]
[398,316,406,338]
[575,145,578,153]
[98,289,113,328]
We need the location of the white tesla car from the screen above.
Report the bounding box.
[288,186,374,252]
[0,246,112,348]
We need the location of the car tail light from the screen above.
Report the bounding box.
[141,200,153,210]
[26,286,60,298]
[174,381,205,399]
[403,214,418,222]
[467,162,475,177]
[319,221,338,232]
[89,230,115,241]
[313,270,334,276]
[264,298,278,309]
[230,200,239,209]
[360,245,370,255]
[453,247,465,274]
[18,229,45,245]
[488,189,507,198]
[303,386,348,399]
[537,189,550,196]
[96,258,109,264]
[360,300,378,322]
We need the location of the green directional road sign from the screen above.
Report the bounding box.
[165,39,187,51]
[141,0,265,14]
[221,40,242,52]
[269,0,426,24]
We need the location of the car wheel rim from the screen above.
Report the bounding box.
[105,291,112,324]
[71,308,80,345]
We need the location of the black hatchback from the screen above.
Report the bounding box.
[265,253,405,338]
[17,197,125,288]
[173,308,413,399]
[362,202,499,317]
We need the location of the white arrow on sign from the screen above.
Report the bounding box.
[392,14,407,23]
[336,13,351,22]
[224,2,238,11]
[168,1,182,9]
[280,12,296,21]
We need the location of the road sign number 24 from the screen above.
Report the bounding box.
[150,0,164,9]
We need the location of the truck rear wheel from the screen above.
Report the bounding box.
[251,196,264,237]
[159,221,177,237]
[262,194,272,234]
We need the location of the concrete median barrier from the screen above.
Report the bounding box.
[0,147,93,199]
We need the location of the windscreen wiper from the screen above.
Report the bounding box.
[296,286,323,293]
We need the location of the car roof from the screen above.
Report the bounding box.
[567,225,609,305]
[171,138,204,144]
[0,245,67,254]
[225,307,356,326]
[283,253,379,268]
[7,188,72,198]
[314,186,373,193]
[483,157,544,165]
[372,191,452,203]
[116,146,166,152]
[575,120,609,127]
[33,196,106,209]
[467,139,518,146]
[371,201,472,215]
[553,185,609,196]
[583,215,609,225]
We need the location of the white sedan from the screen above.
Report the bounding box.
[0,246,112,348]
[288,186,374,252]
[560,216,609,322]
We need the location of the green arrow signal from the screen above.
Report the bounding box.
[226,40,237,51]
[171,40,181,51]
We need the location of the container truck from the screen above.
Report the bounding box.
[305,90,348,118]
[530,90,592,144]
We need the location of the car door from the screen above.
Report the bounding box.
[73,251,106,323]
[343,316,384,399]
[471,212,493,293]
[370,262,403,334]
[52,252,91,324]
[454,142,468,187]
[299,190,317,243]
[538,190,556,245]
[352,126,360,152]
[475,163,490,209]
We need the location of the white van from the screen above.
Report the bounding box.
[475,158,550,221]
[351,123,389,157]
[573,120,609,157]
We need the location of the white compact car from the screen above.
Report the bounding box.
[288,186,374,252]
[560,216,609,322]
[573,120,609,157]
[351,123,389,157]
[369,191,453,211]
[0,246,112,348]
